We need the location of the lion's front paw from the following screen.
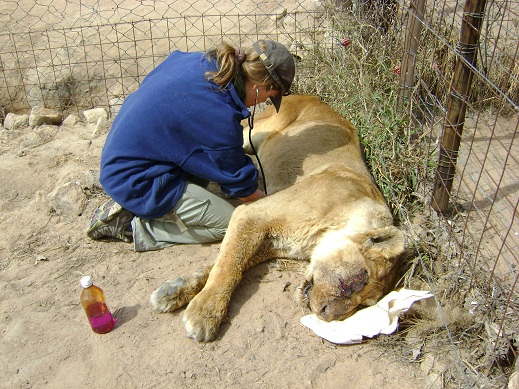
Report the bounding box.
[183,291,228,342]
[150,277,194,313]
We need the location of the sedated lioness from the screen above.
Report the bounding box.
[150,95,405,342]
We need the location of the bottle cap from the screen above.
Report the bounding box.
[80,275,93,288]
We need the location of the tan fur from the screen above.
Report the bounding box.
[150,95,404,342]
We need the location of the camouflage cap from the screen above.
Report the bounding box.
[253,40,295,112]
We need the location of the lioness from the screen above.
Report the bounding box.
[150,95,404,342]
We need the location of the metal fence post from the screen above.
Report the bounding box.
[431,0,487,213]
[397,0,425,112]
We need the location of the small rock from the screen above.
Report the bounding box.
[47,181,88,216]
[83,107,107,124]
[4,113,29,130]
[35,254,49,264]
[29,106,62,127]
[91,116,109,138]
[62,113,82,126]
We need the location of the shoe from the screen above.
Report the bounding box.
[87,199,134,242]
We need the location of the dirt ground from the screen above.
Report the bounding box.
[0,111,427,388]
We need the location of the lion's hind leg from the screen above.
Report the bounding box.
[150,265,212,313]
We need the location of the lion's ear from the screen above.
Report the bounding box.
[358,226,405,261]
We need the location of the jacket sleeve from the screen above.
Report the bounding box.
[181,145,259,198]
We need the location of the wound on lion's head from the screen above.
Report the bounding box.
[338,269,368,298]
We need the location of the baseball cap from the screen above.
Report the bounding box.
[253,40,295,112]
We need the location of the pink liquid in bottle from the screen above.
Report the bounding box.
[85,301,115,334]
[80,276,116,334]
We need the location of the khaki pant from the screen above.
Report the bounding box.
[131,181,235,252]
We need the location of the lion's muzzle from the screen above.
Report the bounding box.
[302,269,369,322]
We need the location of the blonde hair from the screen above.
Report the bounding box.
[205,41,280,91]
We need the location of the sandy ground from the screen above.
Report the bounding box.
[0,113,426,388]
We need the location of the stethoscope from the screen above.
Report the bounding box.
[247,88,268,195]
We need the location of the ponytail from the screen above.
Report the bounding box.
[205,40,280,91]
[205,42,243,88]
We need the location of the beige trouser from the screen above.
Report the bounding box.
[131,181,236,252]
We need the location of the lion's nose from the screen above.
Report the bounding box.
[315,297,349,322]
[319,303,336,321]
[319,304,331,320]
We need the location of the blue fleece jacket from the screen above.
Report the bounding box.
[99,50,257,219]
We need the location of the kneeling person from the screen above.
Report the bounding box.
[87,39,295,251]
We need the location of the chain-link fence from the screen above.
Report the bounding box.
[1,0,518,386]
[394,0,518,385]
[0,0,328,115]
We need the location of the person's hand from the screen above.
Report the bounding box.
[238,189,266,202]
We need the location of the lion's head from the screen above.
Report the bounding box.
[298,226,405,321]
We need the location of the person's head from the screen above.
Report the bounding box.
[206,39,295,111]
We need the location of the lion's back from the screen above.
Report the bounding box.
[254,96,373,194]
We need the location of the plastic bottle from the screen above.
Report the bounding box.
[80,276,115,334]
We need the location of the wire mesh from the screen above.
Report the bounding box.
[400,0,518,384]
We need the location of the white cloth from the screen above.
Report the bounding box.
[300,288,433,344]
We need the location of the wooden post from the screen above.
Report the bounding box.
[397,0,425,112]
[431,0,487,213]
